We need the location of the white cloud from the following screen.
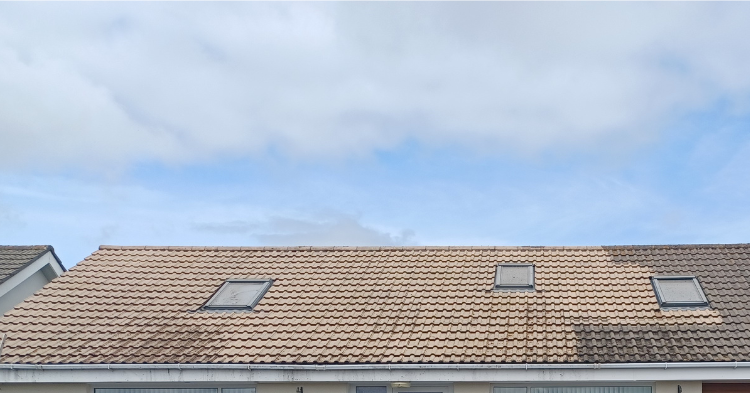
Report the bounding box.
[194,212,416,246]
[2,3,750,170]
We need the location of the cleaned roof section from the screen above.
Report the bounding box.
[0,244,748,365]
[0,245,64,284]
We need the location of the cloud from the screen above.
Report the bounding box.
[3,3,750,171]
[195,213,416,246]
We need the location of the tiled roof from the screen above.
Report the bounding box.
[0,246,52,284]
[0,244,749,365]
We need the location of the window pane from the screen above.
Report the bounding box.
[210,282,265,307]
[96,389,218,393]
[530,387,651,393]
[499,266,529,285]
[356,387,388,393]
[495,388,527,393]
[658,279,704,303]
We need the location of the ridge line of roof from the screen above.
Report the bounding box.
[0,245,52,250]
[98,243,750,251]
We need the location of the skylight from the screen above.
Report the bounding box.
[494,263,534,291]
[204,279,273,311]
[651,276,709,308]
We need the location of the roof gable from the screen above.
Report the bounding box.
[0,246,58,284]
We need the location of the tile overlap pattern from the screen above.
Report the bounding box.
[0,244,745,364]
[0,246,49,284]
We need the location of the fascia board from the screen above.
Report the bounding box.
[0,251,63,299]
[3,363,750,384]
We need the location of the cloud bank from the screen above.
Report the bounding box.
[2,3,750,170]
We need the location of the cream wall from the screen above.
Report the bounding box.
[454,382,491,393]
[0,384,88,393]
[0,268,50,315]
[654,382,701,393]
[257,382,349,393]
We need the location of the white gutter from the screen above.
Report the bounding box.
[2,362,750,384]
[1,362,750,370]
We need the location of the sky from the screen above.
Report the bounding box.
[2,2,750,268]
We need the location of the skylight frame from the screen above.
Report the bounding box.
[494,263,535,291]
[203,279,274,311]
[651,276,709,309]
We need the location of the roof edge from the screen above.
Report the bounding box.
[0,245,65,284]
[2,361,750,371]
[98,243,750,252]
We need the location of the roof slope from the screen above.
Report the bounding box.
[0,246,54,284]
[0,244,749,365]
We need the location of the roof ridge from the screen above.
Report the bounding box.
[97,243,750,251]
[0,245,52,250]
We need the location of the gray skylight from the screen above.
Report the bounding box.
[494,263,534,291]
[651,276,709,308]
[204,279,273,310]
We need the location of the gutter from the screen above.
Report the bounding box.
[1,361,749,370]
[4,362,750,384]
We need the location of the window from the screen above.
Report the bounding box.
[96,390,218,393]
[352,385,450,393]
[95,389,255,393]
[494,387,651,393]
[495,389,527,393]
[494,263,534,291]
[356,387,388,393]
[203,279,273,311]
[651,276,709,308]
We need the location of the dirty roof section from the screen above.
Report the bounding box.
[0,244,748,365]
[0,246,53,284]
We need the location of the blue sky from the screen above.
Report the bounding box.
[2,2,750,267]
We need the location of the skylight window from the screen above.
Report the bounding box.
[651,276,709,308]
[494,263,534,291]
[204,279,273,311]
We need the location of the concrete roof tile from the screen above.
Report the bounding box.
[1,244,749,364]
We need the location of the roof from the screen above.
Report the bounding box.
[0,245,63,285]
[0,244,748,365]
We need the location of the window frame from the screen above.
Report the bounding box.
[352,386,390,393]
[492,383,654,393]
[348,384,452,393]
[650,275,709,309]
[202,279,274,311]
[493,263,535,291]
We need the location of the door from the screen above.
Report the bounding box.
[703,384,750,393]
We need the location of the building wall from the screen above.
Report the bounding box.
[0,384,88,393]
[454,382,491,393]
[257,382,349,393]
[654,381,702,393]
[0,269,50,315]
